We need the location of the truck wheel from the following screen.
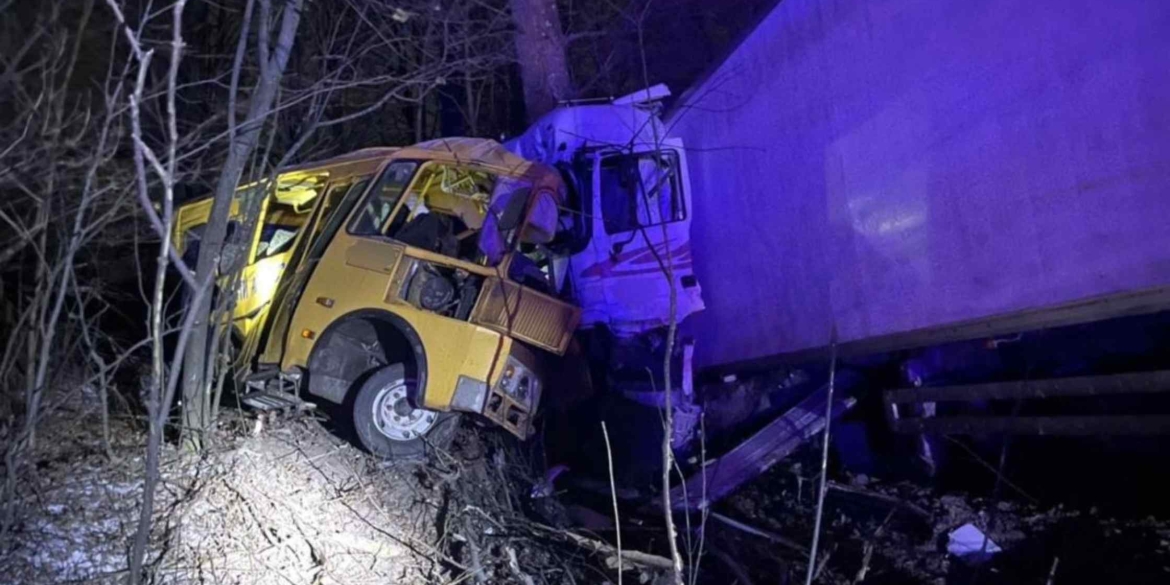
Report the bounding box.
[352,364,457,460]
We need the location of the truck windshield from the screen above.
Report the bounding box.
[600,150,684,235]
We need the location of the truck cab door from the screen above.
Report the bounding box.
[569,138,704,333]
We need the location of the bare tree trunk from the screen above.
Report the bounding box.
[180,0,305,449]
[24,187,50,449]
[464,51,479,136]
[508,0,572,122]
[414,84,425,143]
[112,0,188,576]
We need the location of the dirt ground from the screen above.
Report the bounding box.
[2,408,446,583]
[0,389,615,585]
[707,445,1170,585]
[4,381,1167,585]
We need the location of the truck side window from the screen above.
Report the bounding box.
[349,161,419,236]
[600,150,684,235]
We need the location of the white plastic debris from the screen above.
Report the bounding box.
[947,523,1002,559]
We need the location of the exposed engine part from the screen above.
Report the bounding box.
[414,269,455,310]
[403,262,483,320]
[454,276,480,321]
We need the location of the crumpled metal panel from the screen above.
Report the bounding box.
[471,277,580,354]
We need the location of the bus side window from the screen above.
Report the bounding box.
[306,178,371,263]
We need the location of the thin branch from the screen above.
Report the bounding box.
[228,0,257,144]
[601,421,622,583]
[804,328,839,585]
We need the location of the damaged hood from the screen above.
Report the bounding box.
[507,104,670,166]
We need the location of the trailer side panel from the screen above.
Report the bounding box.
[668,0,1170,368]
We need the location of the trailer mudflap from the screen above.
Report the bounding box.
[669,383,857,511]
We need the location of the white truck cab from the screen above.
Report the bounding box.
[507,86,705,335]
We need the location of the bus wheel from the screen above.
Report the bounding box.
[352,364,457,460]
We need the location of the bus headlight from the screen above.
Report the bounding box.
[496,356,540,410]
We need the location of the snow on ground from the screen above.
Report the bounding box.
[10,462,140,582]
[160,419,436,584]
[1,411,443,584]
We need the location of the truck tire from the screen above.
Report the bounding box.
[351,364,457,460]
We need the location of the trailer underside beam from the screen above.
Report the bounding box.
[885,370,1170,436]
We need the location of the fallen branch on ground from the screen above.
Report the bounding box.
[826,481,931,520]
[560,530,675,571]
[709,511,806,553]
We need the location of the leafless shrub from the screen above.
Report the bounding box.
[0,0,141,540]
